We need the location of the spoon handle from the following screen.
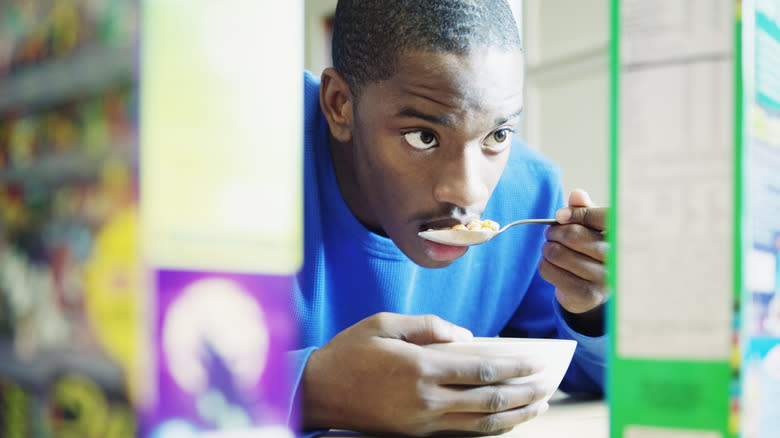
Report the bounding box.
[499,218,558,232]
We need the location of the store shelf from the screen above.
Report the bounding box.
[0,145,135,187]
[0,340,126,394]
[0,44,135,114]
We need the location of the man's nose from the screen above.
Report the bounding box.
[432,147,489,209]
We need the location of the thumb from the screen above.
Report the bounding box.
[387,314,473,346]
[555,189,607,231]
[567,188,595,208]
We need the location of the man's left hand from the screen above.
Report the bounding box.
[540,189,609,314]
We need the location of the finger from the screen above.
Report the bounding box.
[541,241,605,283]
[371,313,474,345]
[431,352,545,386]
[538,260,607,314]
[443,381,552,413]
[555,206,607,231]
[435,401,549,435]
[545,223,608,262]
[568,188,595,208]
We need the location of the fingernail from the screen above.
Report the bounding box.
[556,208,571,223]
[539,402,550,415]
[583,191,593,205]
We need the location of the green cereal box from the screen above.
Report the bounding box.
[609,0,780,436]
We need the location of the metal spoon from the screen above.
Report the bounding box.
[417,218,559,246]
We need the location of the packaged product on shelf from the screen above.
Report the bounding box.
[6,116,39,167]
[609,0,780,437]
[139,1,303,436]
[0,2,141,436]
[0,343,136,438]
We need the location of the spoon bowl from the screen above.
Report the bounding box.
[418,218,558,246]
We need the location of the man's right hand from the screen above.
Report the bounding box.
[302,313,553,436]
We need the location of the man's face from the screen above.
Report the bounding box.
[336,48,525,268]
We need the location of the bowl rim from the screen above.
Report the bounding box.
[426,337,577,347]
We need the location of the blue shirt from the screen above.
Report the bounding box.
[286,71,606,431]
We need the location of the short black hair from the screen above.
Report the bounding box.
[331,0,523,97]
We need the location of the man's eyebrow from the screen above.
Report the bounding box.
[397,107,452,127]
[495,107,524,126]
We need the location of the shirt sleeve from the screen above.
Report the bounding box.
[285,346,330,438]
[552,298,607,396]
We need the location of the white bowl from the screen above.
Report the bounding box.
[424,337,576,394]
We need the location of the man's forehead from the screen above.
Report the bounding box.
[374,49,524,121]
[388,49,523,98]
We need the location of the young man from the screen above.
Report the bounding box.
[288,0,608,435]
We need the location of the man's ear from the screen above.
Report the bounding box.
[320,68,354,143]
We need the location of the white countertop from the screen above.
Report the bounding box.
[322,392,608,437]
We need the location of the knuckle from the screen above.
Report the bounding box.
[576,281,594,297]
[406,354,428,378]
[542,241,564,261]
[538,260,553,283]
[476,361,499,383]
[416,389,444,413]
[596,241,609,260]
[422,313,438,325]
[575,207,594,226]
[580,208,591,225]
[370,311,392,328]
[582,283,603,303]
[593,265,607,286]
[517,362,537,377]
[422,313,451,340]
[520,405,539,423]
[567,283,603,313]
[484,386,510,412]
[529,382,548,401]
[422,313,442,329]
[556,289,581,313]
[525,383,537,402]
[418,364,441,384]
[558,224,581,242]
[374,311,391,320]
[476,414,504,434]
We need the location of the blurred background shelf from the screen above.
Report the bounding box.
[0,44,135,115]
[0,145,134,186]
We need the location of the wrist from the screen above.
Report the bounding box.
[301,348,334,431]
[559,303,605,337]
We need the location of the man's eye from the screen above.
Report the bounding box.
[484,128,513,149]
[403,131,439,150]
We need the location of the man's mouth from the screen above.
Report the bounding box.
[417,218,472,262]
[419,219,460,233]
[419,216,480,232]
[420,237,469,262]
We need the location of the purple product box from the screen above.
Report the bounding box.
[142,269,296,437]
